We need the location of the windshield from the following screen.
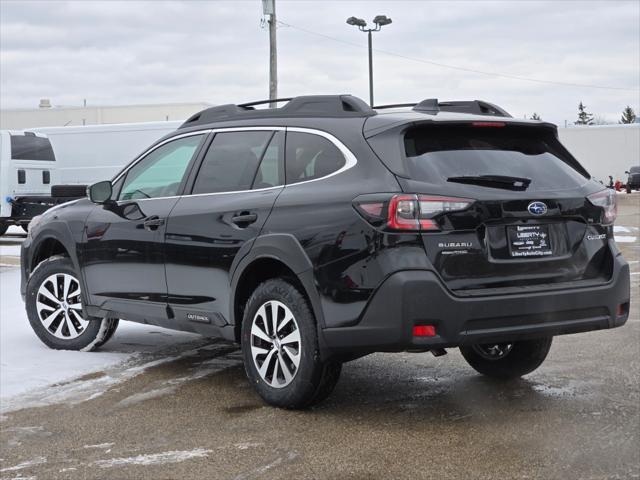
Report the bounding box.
[404,125,588,192]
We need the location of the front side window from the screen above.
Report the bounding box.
[285,132,345,184]
[191,131,273,194]
[119,134,203,201]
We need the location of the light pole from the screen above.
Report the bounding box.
[346,15,392,107]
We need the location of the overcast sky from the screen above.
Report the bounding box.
[1,0,639,125]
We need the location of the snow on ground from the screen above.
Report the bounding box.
[0,226,25,258]
[0,267,199,404]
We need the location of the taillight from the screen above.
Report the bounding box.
[355,194,474,231]
[587,189,617,225]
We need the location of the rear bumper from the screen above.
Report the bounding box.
[321,253,630,355]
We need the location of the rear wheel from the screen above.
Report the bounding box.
[26,257,118,351]
[241,278,341,409]
[460,337,552,379]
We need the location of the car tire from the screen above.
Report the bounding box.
[26,256,119,351]
[241,278,341,409]
[627,185,632,194]
[459,337,553,379]
[0,224,8,236]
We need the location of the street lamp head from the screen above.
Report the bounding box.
[373,15,392,26]
[346,16,367,28]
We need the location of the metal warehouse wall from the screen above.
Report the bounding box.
[0,102,211,129]
[558,124,640,183]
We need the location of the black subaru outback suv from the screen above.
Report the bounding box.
[21,95,630,408]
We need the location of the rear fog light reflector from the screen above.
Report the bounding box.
[413,325,436,337]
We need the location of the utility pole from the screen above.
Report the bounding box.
[367,30,373,107]
[346,15,392,107]
[263,0,277,107]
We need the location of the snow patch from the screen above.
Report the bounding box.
[83,443,114,450]
[0,267,200,409]
[0,456,47,473]
[3,426,51,447]
[234,442,264,450]
[92,449,212,468]
[116,386,177,408]
[233,451,299,480]
[614,236,638,243]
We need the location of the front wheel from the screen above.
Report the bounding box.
[26,257,119,351]
[241,278,341,409]
[460,337,553,379]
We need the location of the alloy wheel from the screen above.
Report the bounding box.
[472,342,514,360]
[36,273,88,340]
[250,300,302,388]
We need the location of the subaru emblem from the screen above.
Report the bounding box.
[527,201,548,216]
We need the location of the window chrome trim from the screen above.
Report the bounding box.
[283,127,357,187]
[112,127,285,184]
[112,125,357,203]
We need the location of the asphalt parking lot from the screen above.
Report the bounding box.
[1,195,638,480]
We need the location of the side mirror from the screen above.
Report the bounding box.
[87,181,113,204]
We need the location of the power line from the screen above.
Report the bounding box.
[277,20,639,92]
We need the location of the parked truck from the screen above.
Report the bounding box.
[0,121,180,235]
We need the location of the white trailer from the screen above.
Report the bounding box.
[558,124,640,184]
[0,130,62,234]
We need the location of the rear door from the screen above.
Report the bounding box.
[164,128,284,329]
[384,123,611,292]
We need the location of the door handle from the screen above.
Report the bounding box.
[231,213,258,226]
[143,215,165,231]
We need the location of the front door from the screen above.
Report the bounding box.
[164,129,285,329]
[80,133,206,321]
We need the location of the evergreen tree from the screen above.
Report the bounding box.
[531,112,541,120]
[575,102,594,125]
[620,105,636,124]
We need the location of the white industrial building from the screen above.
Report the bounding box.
[0,100,211,129]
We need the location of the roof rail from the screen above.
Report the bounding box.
[179,94,376,129]
[238,98,293,108]
[373,99,512,118]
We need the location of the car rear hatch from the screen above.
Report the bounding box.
[365,120,615,293]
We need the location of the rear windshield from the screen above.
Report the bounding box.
[10,134,56,161]
[404,125,588,191]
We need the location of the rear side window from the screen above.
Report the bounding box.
[285,132,345,184]
[404,125,588,191]
[192,131,272,194]
[10,134,55,161]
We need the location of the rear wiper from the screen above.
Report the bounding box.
[447,175,532,191]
